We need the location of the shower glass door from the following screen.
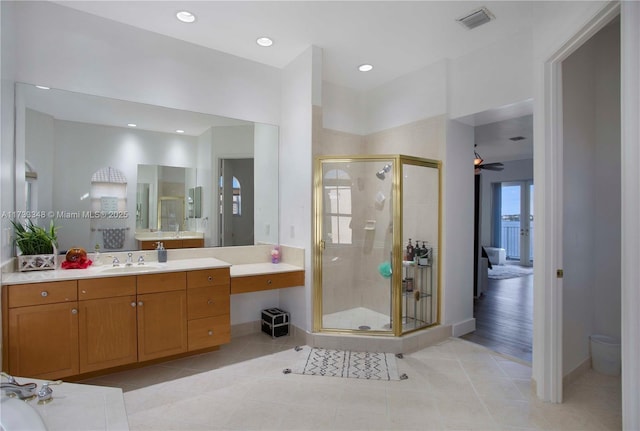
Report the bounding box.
[317,158,395,333]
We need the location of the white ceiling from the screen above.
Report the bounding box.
[56,1,535,92]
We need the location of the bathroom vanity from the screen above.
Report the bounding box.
[1,246,304,381]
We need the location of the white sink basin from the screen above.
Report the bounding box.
[98,264,163,274]
[1,396,48,431]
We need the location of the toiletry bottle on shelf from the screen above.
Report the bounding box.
[157,242,167,263]
[406,239,414,261]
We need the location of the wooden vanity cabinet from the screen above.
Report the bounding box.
[138,238,204,250]
[5,281,79,379]
[78,276,137,373]
[136,272,188,361]
[186,268,231,351]
[230,271,305,294]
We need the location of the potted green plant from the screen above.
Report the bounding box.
[11,219,59,271]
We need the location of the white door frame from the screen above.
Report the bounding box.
[534,1,620,404]
[620,2,640,429]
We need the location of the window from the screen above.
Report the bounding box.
[324,169,352,244]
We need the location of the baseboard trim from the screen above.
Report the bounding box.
[451,318,476,337]
[563,356,591,387]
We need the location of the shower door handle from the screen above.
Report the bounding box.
[320,240,325,250]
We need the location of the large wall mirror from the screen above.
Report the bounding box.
[15,82,279,252]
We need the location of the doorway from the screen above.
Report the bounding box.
[496,180,534,266]
[218,158,254,246]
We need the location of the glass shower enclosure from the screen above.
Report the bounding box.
[313,155,440,336]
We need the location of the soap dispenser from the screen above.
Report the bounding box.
[157,242,167,263]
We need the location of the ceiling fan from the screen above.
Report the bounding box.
[474,148,504,174]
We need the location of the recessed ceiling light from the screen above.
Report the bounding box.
[256,37,273,47]
[358,64,373,72]
[176,10,196,23]
[176,129,185,134]
[127,123,137,128]
[35,85,50,90]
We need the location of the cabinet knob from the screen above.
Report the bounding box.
[81,290,87,294]
[208,330,213,336]
[208,276,213,282]
[71,308,78,314]
[138,301,143,307]
[267,279,272,285]
[41,291,48,297]
[131,302,137,307]
[207,299,213,305]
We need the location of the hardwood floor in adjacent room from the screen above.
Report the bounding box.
[462,271,533,363]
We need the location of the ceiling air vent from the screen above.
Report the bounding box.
[456,7,495,30]
[509,136,526,142]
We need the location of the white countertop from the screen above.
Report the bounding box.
[1,258,304,285]
[230,262,304,277]
[1,378,128,431]
[1,257,231,285]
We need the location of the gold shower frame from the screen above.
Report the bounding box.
[313,154,442,337]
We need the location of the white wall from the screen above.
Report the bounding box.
[24,109,54,221]
[444,119,475,335]
[449,30,533,120]
[592,20,621,340]
[1,1,16,266]
[478,159,534,248]
[322,81,366,136]
[253,123,279,246]
[277,46,320,331]
[561,17,620,376]
[364,60,448,134]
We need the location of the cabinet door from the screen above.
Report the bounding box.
[79,295,138,373]
[137,290,188,361]
[8,302,79,379]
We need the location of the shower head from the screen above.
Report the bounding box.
[376,164,392,180]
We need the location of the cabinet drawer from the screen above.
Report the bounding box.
[78,276,136,300]
[187,315,230,351]
[8,281,78,308]
[187,268,230,289]
[182,238,204,248]
[137,272,186,294]
[230,271,304,294]
[187,286,230,320]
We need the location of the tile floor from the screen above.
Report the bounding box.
[81,333,621,430]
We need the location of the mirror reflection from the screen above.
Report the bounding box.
[16,83,279,252]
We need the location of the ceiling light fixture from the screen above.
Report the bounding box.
[358,64,373,72]
[127,123,137,128]
[35,85,50,90]
[256,37,273,47]
[176,10,196,23]
[176,129,185,134]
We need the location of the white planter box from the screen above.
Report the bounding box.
[17,254,58,271]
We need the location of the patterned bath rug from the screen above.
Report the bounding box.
[284,346,405,381]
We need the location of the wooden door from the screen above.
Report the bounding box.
[8,302,79,379]
[137,290,187,361]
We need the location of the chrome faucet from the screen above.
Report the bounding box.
[137,255,145,265]
[112,256,120,267]
[1,373,38,400]
[126,252,133,266]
